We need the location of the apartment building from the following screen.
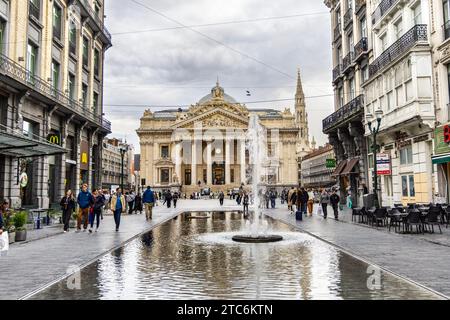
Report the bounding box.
[102,138,133,191]
[301,144,336,189]
[324,0,370,206]
[0,0,112,208]
[363,0,434,206]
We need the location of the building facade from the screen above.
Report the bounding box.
[0,0,111,208]
[101,138,133,191]
[324,0,369,206]
[301,144,336,189]
[137,73,311,194]
[363,0,435,206]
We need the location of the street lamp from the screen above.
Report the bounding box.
[366,109,383,209]
[119,145,128,192]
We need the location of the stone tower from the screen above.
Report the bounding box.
[295,69,311,157]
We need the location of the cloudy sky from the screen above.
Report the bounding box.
[103,0,333,153]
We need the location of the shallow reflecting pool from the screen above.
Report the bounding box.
[31,212,442,300]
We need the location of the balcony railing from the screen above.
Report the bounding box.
[332,64,342,82]
[29,1,40,21]
[354,37,368,61]
[444,20,450,41]
[342,52,355,72]
[334,23,342,42]
[0,53,111,133]
[78,0,112,44]
[344,8,353,29]
[323,95,364,132]
[369,24,427,79]
[372,0,399,26]
[355,0,366,14]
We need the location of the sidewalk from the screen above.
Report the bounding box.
[263,204,450,298]
[0,200,241,300]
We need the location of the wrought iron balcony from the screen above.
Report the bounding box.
[334,24,342,42]
[355,0,366,14]
[323,95,364,133]
[344,8,353,29]
[332,64,342,83]
[372,0,399,26]
[354,37,368,61]
[369,25,427,79]
[342,52,355,73]
[29,1,40,21]
[77,0,112,46]
[0,53,111,133]
[444,20,450,41]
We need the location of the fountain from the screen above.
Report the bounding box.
[232,114,283,243]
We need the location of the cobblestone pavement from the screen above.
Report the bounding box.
[0,199,240,300]
[263,204,450,298]
[1,199,450,299]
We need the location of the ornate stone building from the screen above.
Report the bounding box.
[324,0,369,206]
[137,72,311,194]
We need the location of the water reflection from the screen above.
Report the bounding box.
[30,212,442,300]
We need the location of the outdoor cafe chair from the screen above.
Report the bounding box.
[373,208,388,228]
[423,207,442,234]
[352,207,364,223]
[405,210,424,234]
[388,208,403,233]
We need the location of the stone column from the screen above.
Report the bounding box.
[207,141,212,185]
[240,139,246,185]
[225,139,231,185]
[175,142,182,185]
[191,140,197,186]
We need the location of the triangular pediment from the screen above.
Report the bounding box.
[173,108,249,129]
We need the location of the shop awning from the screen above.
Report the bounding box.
[0,128,67,158]
[341,158,360,175]
[332,160,347,177]
[432,154,450,165]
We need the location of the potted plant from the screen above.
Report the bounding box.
[4,212,16,244]
[13,211,28,242]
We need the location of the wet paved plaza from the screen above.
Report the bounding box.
[1,200,449,300]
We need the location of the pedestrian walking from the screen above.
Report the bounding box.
[270,190,276,209]
[126,192,135,215]
[89,189,105,233]
[330,190,340,221]
[165,190,173,208]
[143,186,155,220]
[134,193,143,214]
[76,184,94,232]
[111,188,126,232]
[300,188,309,216]
[307,189,315,216]
[287,187,296,212]
[243,192,249,216]
[173,192,179,208]
[320,189,330,219]
[219,191,225,206]
[60,190,76,232]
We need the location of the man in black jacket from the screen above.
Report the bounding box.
[330,190,341,220]
[300,188,309,215]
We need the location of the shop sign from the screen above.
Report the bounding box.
[47,132,62,146]
[434,124,450,155]
[326,159,336,168]
[376,154,391,175]
[80,140,89,171]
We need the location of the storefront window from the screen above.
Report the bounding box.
[401,174,415,197]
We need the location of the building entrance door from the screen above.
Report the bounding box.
[212,162,225,185]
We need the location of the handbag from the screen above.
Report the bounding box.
[0,231,9,256]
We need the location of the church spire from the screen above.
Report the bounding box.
[295,67,311,156]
